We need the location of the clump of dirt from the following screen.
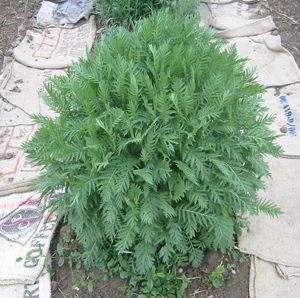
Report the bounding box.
[0,0,42,71]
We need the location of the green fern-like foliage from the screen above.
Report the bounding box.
[94,0,202,27]
[22,11,282,274]
[94,0,161,27]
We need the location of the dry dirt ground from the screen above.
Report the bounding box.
[0,0,299,297]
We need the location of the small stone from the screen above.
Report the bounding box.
[280,126,288,133]
[18,24,26,34]
[15,40,20,46]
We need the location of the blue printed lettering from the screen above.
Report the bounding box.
[280,96,288,104]
[287,122,295,127]
[283,105,289,110]
[288,127,296,136]
[285,111,292,117]
[279,96,297,137]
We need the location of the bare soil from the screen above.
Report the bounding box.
[267,0,300,67]
[0,0,299,297]
[50,224,250,298]
[51,226,250,298]
[0,0,41,71]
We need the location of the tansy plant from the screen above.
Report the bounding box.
[22,10,282,277]
[94,0,203,28]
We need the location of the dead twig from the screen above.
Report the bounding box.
[277,12,298,24]
[190,288,207,297]
[227,251,233,263]
[99,284,109,297]
[58,287,68,298]
[178,276,202,281]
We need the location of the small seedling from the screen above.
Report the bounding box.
[119,263,190,297]
[202,265,226,288]
[202,262,236,289]
[227,263,236,272]
[16,245,55,276]
[72,272,101,293]
[16,231,83,278]
[231,250,246,263]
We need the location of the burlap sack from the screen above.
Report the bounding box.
[0,99,33,126]
[203,0,259,3]
[0,125,41,197]
[238,157,300,268]
[200,2,262,29]
[0,60,65,117]
[0,57,13,90]
[0,268,51,298]
[14,15,96,69]
[216,16,276,39]
[276,263,300,279]
[263,84,300,156]
[199,2,276,38]
[225,33,300,86]
[250,257,300,298]
[0,192,57,285]
[241,157,300,297]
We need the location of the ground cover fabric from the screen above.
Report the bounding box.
[263,84,300,156]
[0,60,65,116]
[0,99,32,126]
[199,2,276,38]
[0,125,41,197]
[203,0,259,3]
[198,2,300,297]
[239,157,300,297]
[0,61,65,196]
[0,192,56,285]
[13,15,96,69]
[0,270,51,298]
[225,33,300,86]
[0,9,96,297]
[250,257,300,298]
[239,157,300,267]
